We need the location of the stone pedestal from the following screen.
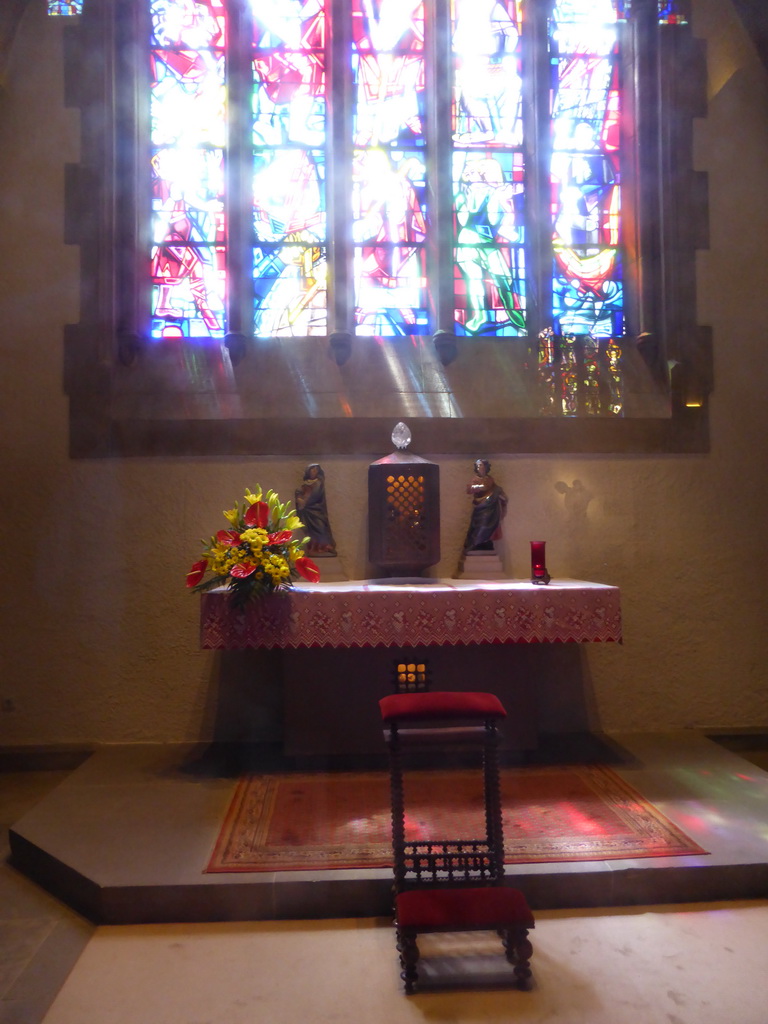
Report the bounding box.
[455,548,506,580]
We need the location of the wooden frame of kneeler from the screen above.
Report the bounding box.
[379,691,535,994]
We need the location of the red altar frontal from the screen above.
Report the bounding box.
[200,580,621,756]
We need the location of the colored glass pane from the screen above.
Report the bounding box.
[452,0,522,147]
[251,0,328,336]
[550,0,624,338]
[252,149,327,336]
[614,0,687,24]
[451,0,525,337]
[352,0,426,335]
[48,1,82,13]
[453,150,526,336]
[352,149,428,336]
[253,243,327,337]
[149,0,227,339]
[537,330,622,416]
[656,1,687,24]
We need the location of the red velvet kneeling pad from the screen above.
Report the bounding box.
[396,886,534,929]
[379,691,507,723]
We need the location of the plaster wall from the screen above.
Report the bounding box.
[0,0,766,747]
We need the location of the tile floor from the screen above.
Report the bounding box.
[0,771,93,1024]
[38,901,768,1024]
[2,732,768,1024]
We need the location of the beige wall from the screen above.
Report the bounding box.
[1,0,766,747]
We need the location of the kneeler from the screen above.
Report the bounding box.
[379,691,535,994]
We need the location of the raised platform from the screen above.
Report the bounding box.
[8,731,768,925]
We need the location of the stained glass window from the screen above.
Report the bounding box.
[142,0,688,412]
[150,0,227,339]
[550,0,623,340]
[352,0,427,337]
[452,0,525,337]
[656,0,687,24]
[48,1,82,13]
[251,0,327,337]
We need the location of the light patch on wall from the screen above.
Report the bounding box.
[554,479,594,523]
[705,4,759,99]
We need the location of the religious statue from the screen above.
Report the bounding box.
[295,463,337,555]
[462,458,508,556]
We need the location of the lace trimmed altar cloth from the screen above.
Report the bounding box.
[200,579,621,650]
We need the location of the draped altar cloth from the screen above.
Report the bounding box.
[200,579,621,650]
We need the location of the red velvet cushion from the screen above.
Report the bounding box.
[379,691,507,723]
[396,886,534,929]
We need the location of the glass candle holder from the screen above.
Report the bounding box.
[530,541,551,584]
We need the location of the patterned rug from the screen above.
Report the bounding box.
[206,764,707,873]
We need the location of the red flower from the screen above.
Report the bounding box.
[244,501,269,529]
[230,562,258,578]
[267,530,293,545]
[186,560,207,588]
[294,557,321,583]
[216,529,241,546]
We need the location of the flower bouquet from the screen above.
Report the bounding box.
[186,485,320,607]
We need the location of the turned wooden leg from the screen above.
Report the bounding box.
[501,927,533,988]
[396,927,420,994]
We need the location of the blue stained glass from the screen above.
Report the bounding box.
[48,1,82,13]
[251,1,328,335]
[615,1,688,23]
[552,250,624,337]
[453,149,526,336]
[48,1,82,14]
[656,1,687,23]
[451,1,525,337]
[553,0,619,23]
[454,243,526,337]
[252,150,327,336]
[351,0,427,332]
[550,0,623,339]
[253,244,327,337]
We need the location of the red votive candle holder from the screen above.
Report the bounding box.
[530,541,551,584]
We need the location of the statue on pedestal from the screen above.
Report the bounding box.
[462,458,508,557]
[295,464,337,555]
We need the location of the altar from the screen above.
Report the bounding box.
[200,579,621,757]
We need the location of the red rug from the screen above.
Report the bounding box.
[206,765,707,873]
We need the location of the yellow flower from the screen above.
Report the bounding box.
[285,515,303,531]
[222,506,239,525]
[240,527,267,547]
[289,538,310,561]
[244,486,262,505]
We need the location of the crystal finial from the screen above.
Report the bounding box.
[391,421,411,450]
